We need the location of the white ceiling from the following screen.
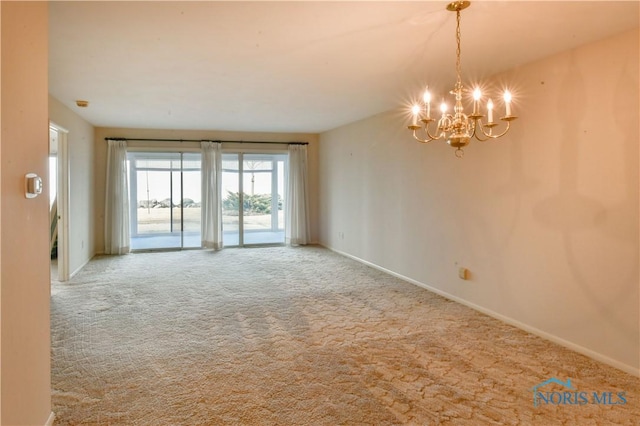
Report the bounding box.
[49,1,639,134]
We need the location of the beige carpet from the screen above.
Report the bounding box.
[51,246,638,425]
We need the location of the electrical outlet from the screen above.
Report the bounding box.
[458,267,469,280]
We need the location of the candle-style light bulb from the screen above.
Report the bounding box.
[411,104,421,125]
[423,90,431,118]
[423,90,431,104]
[440,101,447,116]
[473,88,481,114]
[487,99,494,123]
[504,90,512,116]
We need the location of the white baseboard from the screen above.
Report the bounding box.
[45,411,55,426]
[322,244,640,378]
[69,255,93,279]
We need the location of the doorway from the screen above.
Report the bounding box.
[49,123,69,281]
[221,153,287,246]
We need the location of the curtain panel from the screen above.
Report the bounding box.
[201,141,223,250]
[104,139,130,254]
[285,144,310,245]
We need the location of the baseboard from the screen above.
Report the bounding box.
[69,255,93,279]
[322,244,640,378]
[45,411,55,426]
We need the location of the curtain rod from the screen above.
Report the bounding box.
[105,137,307,145]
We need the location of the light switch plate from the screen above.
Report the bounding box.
[25,173,43,199]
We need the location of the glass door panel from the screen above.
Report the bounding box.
[182,153,202,248]
[276,157,286,231]
[243,154,286,245]
[222,154,240,246]
[129,152,201,250]
[221,153,286,246]
[171,169,182,245]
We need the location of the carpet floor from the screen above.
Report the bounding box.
[51,246,638,425]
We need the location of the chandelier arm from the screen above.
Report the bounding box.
[411,119,445,142]
[425,120,445,141]
[411,130,436,144]
[475,120,511,140]
[470,120,490,142]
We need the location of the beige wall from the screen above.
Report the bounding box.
[0,2,52,425]
[49,96,96,276]
[94,127,319,253]
[318,29,639,375]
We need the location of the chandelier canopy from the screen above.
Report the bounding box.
[407,1,517,158]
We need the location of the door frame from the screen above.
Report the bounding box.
[50,122,70,281]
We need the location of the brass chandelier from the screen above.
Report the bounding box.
[408,1,517,157]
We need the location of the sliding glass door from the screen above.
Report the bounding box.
[128,150,284,250]
[128,152,201,250]
[222,153,286,246]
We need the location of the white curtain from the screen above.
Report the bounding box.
[286,144,310,246]
[201,141,223,250]
[104,139,130,254]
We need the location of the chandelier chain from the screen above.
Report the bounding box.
[455,10,462,89]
